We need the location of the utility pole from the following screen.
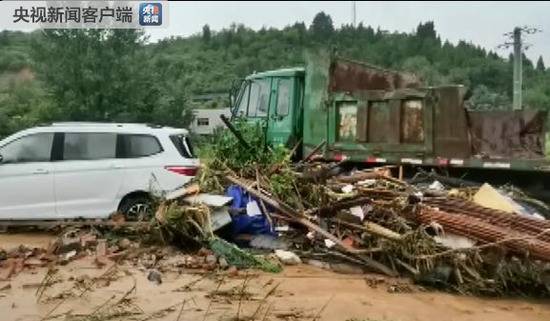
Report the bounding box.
[498,26,541,110]
[512,27,522,110]
[352,1,356,28]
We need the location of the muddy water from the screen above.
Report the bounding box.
[0,231,549,321]
[0,262,549,321]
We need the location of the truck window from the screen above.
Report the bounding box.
[276,78,291,116]
[247,79,270,117]
[236,83,250,117]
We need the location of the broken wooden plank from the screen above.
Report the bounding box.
[304,197,372,217]
[332,219,403,241]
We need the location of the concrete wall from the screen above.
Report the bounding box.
[189,108,231,135]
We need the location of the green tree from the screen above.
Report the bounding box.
[468,84,510,110]
[31,29,191,127]
[416,21,437,39]
[536,55,546,72]
[401,55,443,84]
[310,11,334,40]
[0,75,54,138]
[202,24,211,43]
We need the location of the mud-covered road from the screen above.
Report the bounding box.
[1,233,549,321]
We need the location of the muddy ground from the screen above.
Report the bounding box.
[1,233,550,321]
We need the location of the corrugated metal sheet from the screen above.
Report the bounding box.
[328,60,421,92]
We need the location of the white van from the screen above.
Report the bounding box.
[0,123,199,220]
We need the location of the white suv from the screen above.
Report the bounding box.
[0,123,199,220]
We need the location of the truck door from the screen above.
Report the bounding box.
[266,77,293,146]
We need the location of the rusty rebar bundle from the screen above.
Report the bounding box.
[424,197,550,242]
[416,206,550,262]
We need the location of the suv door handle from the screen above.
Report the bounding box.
[33,168,49,174]
[111,164,125,169]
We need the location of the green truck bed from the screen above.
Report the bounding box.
[301,50,550,172]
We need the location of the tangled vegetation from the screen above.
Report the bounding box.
[196,119,303,206]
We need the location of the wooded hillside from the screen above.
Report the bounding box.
[1,12,549,137]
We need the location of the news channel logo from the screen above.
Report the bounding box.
[139,2,162,26]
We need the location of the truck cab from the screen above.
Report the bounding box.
[232,67,305,148]
[230,51,440,161]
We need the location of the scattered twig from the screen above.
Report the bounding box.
[256,166,274,228]
[288,138,303,159]
[78,262,119,297]
[236,273,251,320]
[112,277,137,306]
[261,303,273,321]
[88,294,117,317]
[292,179,306,212]
[173,274,210,292]
[36,267,58,303]
[40,297,66,321]
[251,282,282,320]
[311,294,334,321]
[302,140,326,162]
[175,298,188,321]
[332,218,403,241]
[202,278,224,321]
[220,114,252,149]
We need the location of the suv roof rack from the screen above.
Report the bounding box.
[48,122,164,128]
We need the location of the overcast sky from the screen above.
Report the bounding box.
[148,1,550,65]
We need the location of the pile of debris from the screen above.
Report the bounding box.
[3,121,549,299]
[0,227,149,281]
[152,121,550,297]
[0,225,239,285]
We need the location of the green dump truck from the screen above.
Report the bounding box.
[230,50,549,194]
